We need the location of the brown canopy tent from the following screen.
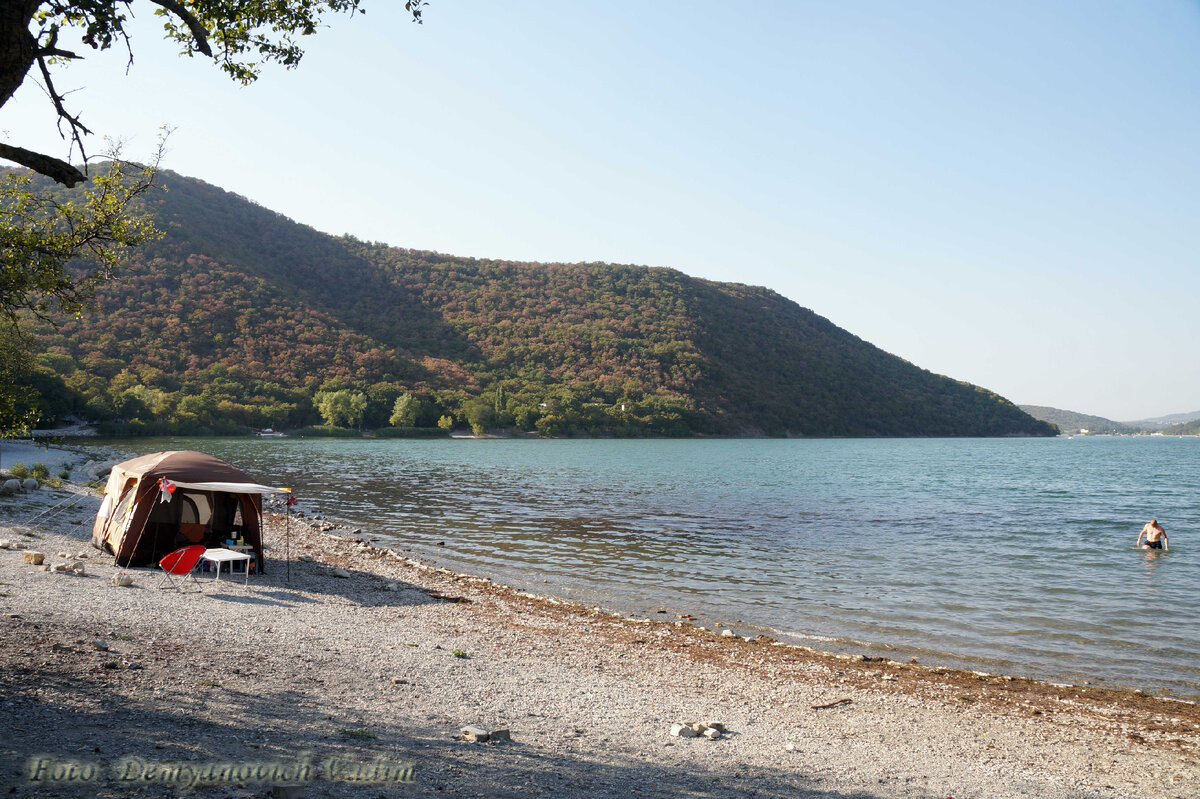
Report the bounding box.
[91,451,288,569]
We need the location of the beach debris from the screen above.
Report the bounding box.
[23,551,44,565]
[459,726,490,743]
[111,574,134,587]
[330,568,352,578]
[811,698,853,710]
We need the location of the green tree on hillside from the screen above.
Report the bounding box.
[389,392,419,427]
[315,389,367,429]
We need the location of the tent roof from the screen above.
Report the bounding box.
[111,451,288,494]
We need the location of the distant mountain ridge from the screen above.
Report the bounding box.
[27,170,1055,437]
[1159,417,1200,435]
[1018,406,1139,435]
[1124,410,1200,429]
[1020,405,1200,435]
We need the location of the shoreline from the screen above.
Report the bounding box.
[1,453,1199,796]
[308,511,1196,703]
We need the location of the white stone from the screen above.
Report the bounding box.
[702,727,722,740]
[460,726,490,742]
[720,629,735,637]
[21,478,39,491]
[4,479,22,493]
[670,722,698,738]
[111,574,134,587]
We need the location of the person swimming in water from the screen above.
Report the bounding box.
[1137,519,1168,551]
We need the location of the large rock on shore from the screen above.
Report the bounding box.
[81,461,116,482]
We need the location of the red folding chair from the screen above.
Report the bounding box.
[158,545,206,592]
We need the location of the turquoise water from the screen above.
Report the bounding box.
[108,436,1200,697]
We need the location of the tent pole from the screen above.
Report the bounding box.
[286,502,292,584]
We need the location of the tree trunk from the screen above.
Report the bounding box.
[0,1,39,112]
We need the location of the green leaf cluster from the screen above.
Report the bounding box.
[1,157,160,324]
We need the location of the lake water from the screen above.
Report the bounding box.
[103,436,1200,698]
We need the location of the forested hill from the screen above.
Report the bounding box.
[28,171,1055,437]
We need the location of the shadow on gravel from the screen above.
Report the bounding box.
[2,639,896,799]
[104,561,441,609]
[246,561,449,609]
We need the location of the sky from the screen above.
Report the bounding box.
[4,1,1199,421]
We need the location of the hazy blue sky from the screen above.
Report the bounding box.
[5,1,1198,420]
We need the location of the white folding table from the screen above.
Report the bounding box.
[200,547,252,586]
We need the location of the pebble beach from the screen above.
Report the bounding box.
[1,441,1199,798]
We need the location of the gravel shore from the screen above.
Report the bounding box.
[2,466,1198,798]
